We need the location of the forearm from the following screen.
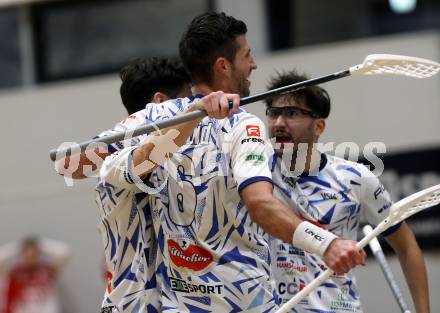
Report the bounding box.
[387,223,430,313]
[132,104,204,177]
[397,242,429,313]
[246,193,301,242]
[132,123,201,177]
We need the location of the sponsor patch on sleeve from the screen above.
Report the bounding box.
[246,125,261,137]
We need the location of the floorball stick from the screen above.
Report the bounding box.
[49,54,439,161]
[276,184,440,313]
[363,224,411,313]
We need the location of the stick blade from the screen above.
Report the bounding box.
[350,54,440,78]
[389,183,440,226]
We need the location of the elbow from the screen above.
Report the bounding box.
[244,195,271,225]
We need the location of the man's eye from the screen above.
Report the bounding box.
[285,109,299,117]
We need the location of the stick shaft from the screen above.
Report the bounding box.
[363,225,411,313]
[49,69,351,161]
[276,220,387,313]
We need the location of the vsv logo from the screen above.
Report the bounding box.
[168,240,213,271]
[321,192,337,200]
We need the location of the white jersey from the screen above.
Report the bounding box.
[107,96,279,312]
[271,153,400,313]
[96,120,158,312]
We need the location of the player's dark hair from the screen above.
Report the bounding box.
[179,12,247,85]
[21,236,39,249]
[265,70,331,119]
[120,57,191,115]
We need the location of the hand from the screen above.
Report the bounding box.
[323,239,366,275]
[194,91,240,119]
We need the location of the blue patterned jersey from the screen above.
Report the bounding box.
[270,153,399,313]
[97,147,159,313]
[107,96,279,312]
[96,110,162,312]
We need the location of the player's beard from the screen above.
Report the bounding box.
[237,76,250,97]
[231,67,251,97]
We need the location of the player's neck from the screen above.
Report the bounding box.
[193,83,214,96]
[193,78,234,96]
[289,147,321,175]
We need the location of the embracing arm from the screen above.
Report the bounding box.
[385,222,430,313]
[132,91,239,177]
[241,181,366,274]
[55,148,108,179]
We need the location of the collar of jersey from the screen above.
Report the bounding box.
[188,94,204,102]
[276,152,328,177]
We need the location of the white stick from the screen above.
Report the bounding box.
[363,225,411,313]
[49,54,440,161]
[276,184,440,313]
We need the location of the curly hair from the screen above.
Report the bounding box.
[120,57,191,115]
[265,70,331,118]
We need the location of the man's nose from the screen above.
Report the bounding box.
[273,115,287,127]
[250,56,257,70]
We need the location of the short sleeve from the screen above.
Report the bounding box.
[95,109,150,154]
[227,114,273,193]
[99,145,152,193]
[360,165,401,236]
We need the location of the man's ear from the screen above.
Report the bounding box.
[152,92,170,104]
[213,57,231,78]
[315,119,326,139]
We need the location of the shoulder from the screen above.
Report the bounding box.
[220,108,266,132]
[326,154,373,178]
[143,97,194,121]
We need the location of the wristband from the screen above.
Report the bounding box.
[292,221,338,256]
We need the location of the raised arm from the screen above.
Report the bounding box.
[131,91,239,178]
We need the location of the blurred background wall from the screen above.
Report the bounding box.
[0,0,439,312]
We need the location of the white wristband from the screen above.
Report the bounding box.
[292,221,338,257]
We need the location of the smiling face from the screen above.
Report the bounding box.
[267,95,325,157]
[229,35,257,97]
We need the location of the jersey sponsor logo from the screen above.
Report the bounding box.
[101,306,118,313]
[245,153,265,162]
[241,137,265,145]
[330,300,356,312]
[278,280,305,295]
[168,239,213,271]
[276,261,308,272]
[374,184,386,199]
[378,201,392,213]
[169,277,223,294]
[321,192,337,200]
[288,246,305,256]
[277,244,305,256]
[246,125,260,137]
[188,122,214,145]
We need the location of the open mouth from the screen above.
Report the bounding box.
[275,136,292,143]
